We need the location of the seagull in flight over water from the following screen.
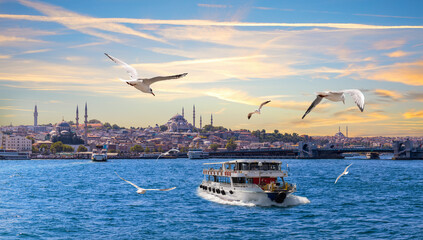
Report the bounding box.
[334,163,353,184]
[248,100,271,119]
[115,172,176,194]
[105,53,187,96]
[157,148,180,160]
[302,89,365,119]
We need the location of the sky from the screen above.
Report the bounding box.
[0,0,422,137]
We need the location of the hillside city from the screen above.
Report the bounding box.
[0,105,422,158]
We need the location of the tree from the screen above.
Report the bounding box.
[26,136,35,144]
[112,124,120,130]
[226,137,237,151]
[39,144,50,154]
[50,141,64,153]
[103,122,112,129]
[108,149,118,153]
[130,145,144,153]
[210,143,219,151]
[77,145,88,152]
[157,146,163,152]
[88,119,101,124]
[62,145,74,152]
[32,146,39,153]
[159,125,168,132]
[144,147,150,153]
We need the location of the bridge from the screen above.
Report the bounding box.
[208,140,423,160]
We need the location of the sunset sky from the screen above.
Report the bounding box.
[0,0,422,136]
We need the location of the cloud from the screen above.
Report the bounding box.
[0,106,33,112]
[0,35,46,45]
[366,61,423,86]
[2,13,423,30]
[68,41,109,48]
[373,89,402,100]
[373,39,406,50]
[15,0,166,43]
[386,50,409,58]
[354,13,423,19]
[198,4,231,9]
[19,48,52,55]
[404,92,423,102]
[0,54,11,59]
[214,108,226,114]
[403,109,423,119]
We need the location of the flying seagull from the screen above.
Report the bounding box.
[157,148,180,160]
[248,100,271,119]
[334,163,353,184]
[115,172,176,194]
[105,53,187,96]
[302,89,365,119]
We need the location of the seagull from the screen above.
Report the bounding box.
[248,100,271,119]
[302,89,365,119]
[334,163,353,184]
[105,53,188,96]
[157,148,180,160]
[115,172,176,194]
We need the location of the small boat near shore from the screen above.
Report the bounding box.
[199,159,296,204]
[188,149,209,159]
[91,152,107,162]
[0,150,30,160]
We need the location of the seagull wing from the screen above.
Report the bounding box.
[344,163,353,173]
[334,173,344,184]
[302,95,323,119]
[342,89,365,112]
[247,111,256,119]
[258,100,271,111]
[105,53,138,80]
[115,172,141,190]
[142,73,188,86]
[144,187,176,191]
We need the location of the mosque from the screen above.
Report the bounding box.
[164,105,213,133]
[35,103,88,145]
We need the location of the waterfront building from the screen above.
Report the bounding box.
[5,135,32,152]
[0,132,3,149]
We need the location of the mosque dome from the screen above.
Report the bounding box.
[58,121,71,128]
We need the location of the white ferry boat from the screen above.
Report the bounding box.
[199,159,296,204]
[91,151,107,162]
[188,149,209,159]
[0,150,30,160]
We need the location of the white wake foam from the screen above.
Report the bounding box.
[197,188,310,207]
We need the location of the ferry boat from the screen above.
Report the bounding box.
[91,150,107,162]
[199,159,296,204]
[188,149,209,159]
[0,150,30,160]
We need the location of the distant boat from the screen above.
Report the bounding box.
[0,150,30,160]
[188,149,209,159]
[91,151,107,162]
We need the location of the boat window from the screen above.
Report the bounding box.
[241,163,249,170]
[250,163,259,170]
[269,163,279,170]
[232,177,246,184]
[261,163,269,170]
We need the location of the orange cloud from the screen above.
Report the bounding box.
[373,39,406,50]
[403,109,423,119]
[367,61,423,86]
[373,89,402,100]
[386,50,409,58]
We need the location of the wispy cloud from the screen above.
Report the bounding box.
[373,89,402,100]
[373,39,406,50]
[68,41,109,48]
[404,92,423,102]
[0,106,33,112]
[2,13,423,30]
[15,0,166,43]
[354,13,423,19]
[403,109,423,119]
[385,50,410,58]
[198,4,231,9]
[366,61,423,86]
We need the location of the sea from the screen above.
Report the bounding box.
[1,158,422,239]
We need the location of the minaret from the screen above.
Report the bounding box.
[346,126,348,138]
[84,102,88,145]
[34,105,38,126]
[211,114,213,126]
[193,105,196,128]
[182,107,184,118]
[200,115,202,129]
[338,126,341,133]
[75,105,79,131]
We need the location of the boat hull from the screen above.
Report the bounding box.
[199,181,293,204]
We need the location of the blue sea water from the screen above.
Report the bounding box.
[0,159,422,239]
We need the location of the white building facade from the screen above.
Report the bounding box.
[5,135,32,152]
